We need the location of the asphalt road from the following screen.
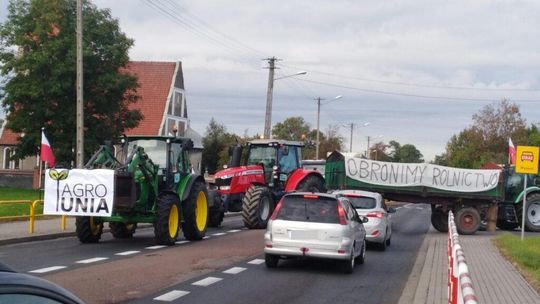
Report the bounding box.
[0,204,432,303]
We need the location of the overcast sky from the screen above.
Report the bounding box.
[2,0,540,161]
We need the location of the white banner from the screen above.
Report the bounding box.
[344,155,501,193]
[44,169,115,216]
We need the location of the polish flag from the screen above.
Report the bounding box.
[41,130,55,168]
[508,138,516,165]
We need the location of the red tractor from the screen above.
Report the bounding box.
[208,139,326,229]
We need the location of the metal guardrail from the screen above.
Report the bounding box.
[0,200,67,234]
[448,211,478,304]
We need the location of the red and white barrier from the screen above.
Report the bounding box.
[448,211,478,304]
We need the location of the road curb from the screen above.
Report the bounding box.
[397,228,431,304]
[0,214,241,246]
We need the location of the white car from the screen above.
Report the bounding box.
[333,190,395,250]
[264,192,367,273]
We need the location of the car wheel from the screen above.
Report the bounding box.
[355,240,366,265]
[386,235,391,247]
[265,254,279,268]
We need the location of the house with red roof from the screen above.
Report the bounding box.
[0,61,203,188]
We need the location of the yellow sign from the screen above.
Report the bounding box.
[516,146,539,174]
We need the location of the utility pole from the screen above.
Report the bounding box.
[345,123,355,152]
[76,0,84,168]
[366,136,370,159]
[263,57,278,139]
[315,97,324,159]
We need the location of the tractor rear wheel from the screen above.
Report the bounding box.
[516,193,540,232]
[182,181,209,240]
[455,207,481,235]
[296,175,326,192]
[242,185,274,229]
[109,222,137,239]
[154,194,181,245]
[430,207,448,232]
[76,217,103,243]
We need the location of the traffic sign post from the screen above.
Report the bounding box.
[515,145,539,240]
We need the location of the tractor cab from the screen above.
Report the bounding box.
[245,139,303,184]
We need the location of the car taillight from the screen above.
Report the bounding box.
[367,211,385,219]
[337,203,347,225]
[303,194,319,199]
[270,200,283,220]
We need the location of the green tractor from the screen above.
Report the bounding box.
[76,136,209,245]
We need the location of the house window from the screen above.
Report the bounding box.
[3,147,20,170]
[168,91,185,118]
[163,118,187,136]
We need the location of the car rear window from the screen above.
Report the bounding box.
[276,196,339,223]
[345,196,376,209]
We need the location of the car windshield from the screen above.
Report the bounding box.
[247,146,276,167]
[345,196,376,209]
[276,196,339,224]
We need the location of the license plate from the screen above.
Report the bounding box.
[289,230,318,240]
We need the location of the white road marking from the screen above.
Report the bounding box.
[146,245,167,250]
[247,259,265,265]
[175,241,190,245]
[115,251,140,256]
[211,232,226,236]
[154,290,190,302]
[227,229,241,233]
[223,267,247,274]
[416,207,424,210]
[203,236,211,239]
[29,266,67,274]
[404,203,415,208]
[76,257,109,264]
[192,276,222,286]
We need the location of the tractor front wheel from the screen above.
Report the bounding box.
[110,222,137,239]
[76,217,103,243]
[242,185,274,229]
[208,210,225,227]
[154,194,181,245]
[182,181,209,240]
[517,193,540,232]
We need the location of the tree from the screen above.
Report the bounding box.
[442,100,527,168]
[0,0,141,165]
[317,124,343,159]
[202,118,235,174]
[272,116,310,141]
[388,140,423,163]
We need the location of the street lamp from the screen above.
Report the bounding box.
[315,95,342,159]
[263,58,307,139]
[343,122,370,153]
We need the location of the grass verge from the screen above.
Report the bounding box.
[493,233,540,293]
[0,187,44,217]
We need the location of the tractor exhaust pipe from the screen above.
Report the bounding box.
[229,145,243,168]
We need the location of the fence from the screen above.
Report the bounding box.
[448,211,478,304]
[0,200,67,233]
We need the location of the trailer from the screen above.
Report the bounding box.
[325,152,540,234]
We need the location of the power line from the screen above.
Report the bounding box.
[281,63,540,92]
[295,78,540,102]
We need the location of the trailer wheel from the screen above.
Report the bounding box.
[242,185,274,229]
[517,193,540,232]
[76,217,103,243]
[430,208,448,232]
[182,181,209,240]
[455,207,481,235]
[154,194,181,245]
[109,222,137,239]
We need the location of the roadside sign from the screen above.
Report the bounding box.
[515,146,539,174]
